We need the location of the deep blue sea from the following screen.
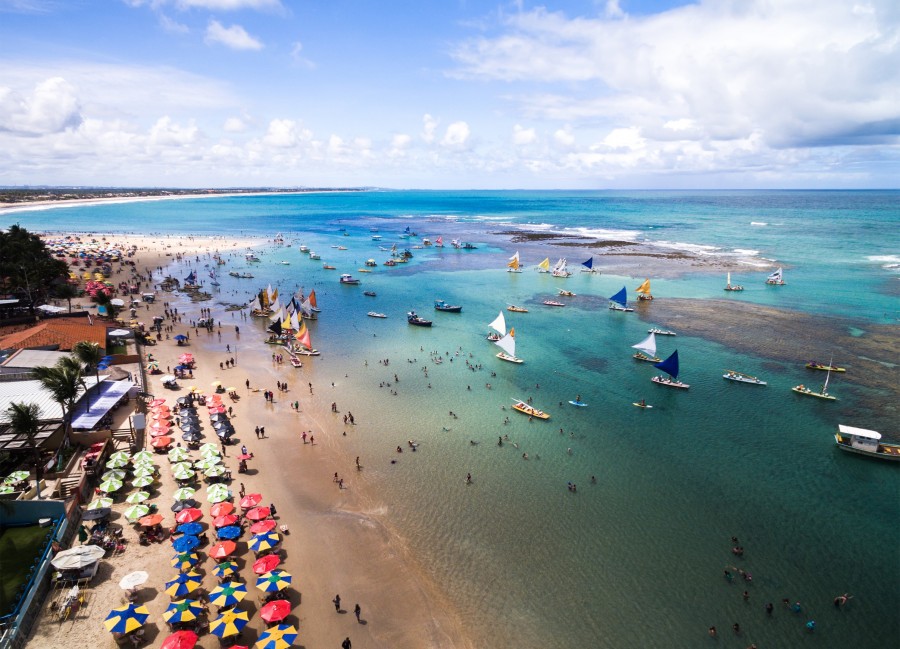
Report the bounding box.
[6,190,899,648]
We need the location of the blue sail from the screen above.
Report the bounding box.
[581,257,593,270]
[184,271,196,283]
[609,287,627,307]
[653,350,680,379]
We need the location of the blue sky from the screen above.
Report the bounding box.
[0,0,897,189]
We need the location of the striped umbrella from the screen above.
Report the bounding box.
[131,475,155,489]
[105,456,129,469]
[249,531,281,553]
[209,540,236,559]
[208,581,248,607]
[255,570,292,593]
[4,470,30,483]
[0,484,14,495]
[101,469,126,481]
[212,560,238,579]
[170,552,200,571]
[99,478,124,493]
[168,447,191,462]
[206,484,230,503]
[173,487,196,501]
[194,457,220,471]
[239,493,263,509]
[163,598,204,624]
[104,603,150,634]
[132,466,156,479]
[132,450,155,463]
[164,571,203,598]
[124,491,150,504]
[209,607,250,639]
[109,450,131,463]
[199,443,220,457]
[254,624,298,649]
[173,466,195,482]
[171,461,193,473]
[245,506,270,521]
[250,519,277,535]
[124,504,151,521]
[204,464,227,478]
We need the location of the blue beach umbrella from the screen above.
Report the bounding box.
[176,522,203,536]
[172,534,200,553]
[216,525,241,540]
[174,334,187,341]
[255,623,298,649]
[249,531,281,553]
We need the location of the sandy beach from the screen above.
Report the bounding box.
[24,234,473,649]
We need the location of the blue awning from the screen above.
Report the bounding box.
[71,380,134,429]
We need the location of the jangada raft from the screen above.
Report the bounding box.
[511,399,549,419]
[651,350,689,389]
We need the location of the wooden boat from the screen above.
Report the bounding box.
[434,299,462,313]
[511,399,549,419]
[551,258,571,277]
[636,278,653,301]
[806,361,845,372]
[363,291,377,297]
[558,289,576,297]
[648,328,675,336]
[792,362,836,400]
[323,264,336,270]
[632,333,661,363]
[765,267,786,285]
[367,312,387,318]
[487,312,506,342]
[507,252,523,273]
[339,274,360,285]
[608,287,634,312]
[651,350,690,389]
[289,356,302,368]
[507,305,528,313]
[543,300,565,307]
[632,401,653,409]
[494,329,523,364]
[724,272,744,291]
[723,370,767,385]
[835,425,900,461]
[580,257,598,273]
[407,311,432,327]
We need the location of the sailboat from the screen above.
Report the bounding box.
[581,257,598,273]
[765,267,786,285]
[793,360,837,400]
[487,311,506,342]
[536,258,551,273]
[435,236,444,248]
[608,287,634,312]
[636,278,653,301]
[308,289,320,312]
[631,332,661,363]
[495,328,523,364]
[724,272,744,291]
[507,251,523,273]
[551,258,571,277]
[651,350,689,389]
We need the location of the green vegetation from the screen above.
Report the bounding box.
[0,225,69,314]
[0,524,54,617]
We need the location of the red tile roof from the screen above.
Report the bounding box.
[0,318,107,352]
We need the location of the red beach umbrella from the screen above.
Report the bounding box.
[250,519,277,535]
[150,399,167,407]
[259,599,291,624]
[151,436,173,448]
[239,493,262,509]
[252,554,281,574]
[214,514,239,528]
[209,540,237,559]
[150,427,171,437]
[210,502,235,517]
[208,407,225,415]
[237,454,253,461]
[245,506,270,521]
[138,513,164,527]
[160,630,198,649]
[175,508,202,523]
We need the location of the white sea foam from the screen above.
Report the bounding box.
[564,226,642,241]
[733,248,760,256]
[750,221,768,226]
[867,255,900,271]
[653,240,721,255]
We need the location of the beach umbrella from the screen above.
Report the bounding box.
[210,607,250,639]
[217,525,241,540]
[105,456,129,469]
[164,570,203,598]
[255,624,298,649]
[204,464,227,478]
[172,535,201,553]
[206,484,230,503]
[151,427,172,437]
[152,436,173,449]
[174,334,188,341]
[109,450,131,463]
[237,453,253,461]
[209,406,226,415]
[82,507,111,521]
[172,499,198,512]
[163,599,204,624]
[131,475,155,489]
[104,603,150,634]
[86,496,113,510]
[249,519,277,535]
[101,469,126,481]
[211,380,222,388]
[195,457,220,471]
[176,521,203,534]
[181,432,203,443]
[213,560,238,579]
[124,504,151,522]
[259,600,291,624]
[173,468,195,482]
[216,428,236,440]
[172,461,193,473]
[240,493,263,509]
[99,477,124,493]
[150,398,167,407]
[210,502,235,517]
[173,487,196,501]
[0,484,14,495]
[160,630,198,649]
[246,506,271,521]
[132,450,155,463]
[209,540,237,559]
[125,491,150,504]
[51,545,106,569]
[252,554,282,574]
[208,581,248,607]
[214,514,239,528]
[138,513,163,527]
[199,443,221,457]
[132,466,155,478]
[171,552,200,571]
[118,571,149,591]
[168,447,191,462]
[249,531,281,554]
[255,570,292,593]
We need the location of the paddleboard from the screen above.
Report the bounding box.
[632,402,653,409]
[568,401,588,407]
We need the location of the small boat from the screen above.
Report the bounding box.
[632,401,653,409]
[339,274,360,285]
[543,300,565,307]
[383,259,397,266]
[462,242,477,250]
[487,311,506,341]
[289,356,302,368]
[371,235,382,241]
[434,299,462,313]
[724,272,744,291]
[245,253,261,262]
[651,350,689,389]
[293,348,320,356]
[507,251,523,273]
[551,258,571,277]
[636,278,654,301]
[793,360,837,400]
[407,311,432,327]
[358,269,372,273]
[723,370,767,385]
[299,245,309,253]
[835,425,900,461]
[511,399,549,419]
[365,259,377,267]
[494,329,523,364]
[581,257,598,273]
[648,328,675,336]
[507,305,528,313]
[806,361,846,372]
[569,400,588,407]
[558,290,576,297]
[765,267,786,285]
[280,261,290,265]
[608,287,634,312]
[536,258,551,273]
[309,252,321,260]
[632,333,661,363]
[323,264,336,270]
[337,246,348,250]
[363,291,377,297]
[367,312,387,318]
[422,238,432,246]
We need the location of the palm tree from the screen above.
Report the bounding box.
[32,359,84,450]
[52,281,80,313]
[6,402,44,499]
[72,341,105,410]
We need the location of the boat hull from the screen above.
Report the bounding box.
[496,352,523,364]
[507,306,528,313]
[792,386,836,400]
[806,363,846,372]
[609,305,634,312]
[651,376,689,389]
[512,403,550,419]
[435,306,462,313]
[835,434,900,461]
[367,312,387,319]
[633,353,661,363]
[723,373,767,385]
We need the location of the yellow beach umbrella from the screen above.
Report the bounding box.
[104,603,150,634]
[209,607,250,638]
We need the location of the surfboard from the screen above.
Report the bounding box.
[632,402,653,409]
[568,401,588,407]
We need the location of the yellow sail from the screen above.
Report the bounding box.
[509,327,515,338]
[537,258,550,271]
[636,279,651,294]
[507,252,520,270]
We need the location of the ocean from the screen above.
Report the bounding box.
[6,190,899,648]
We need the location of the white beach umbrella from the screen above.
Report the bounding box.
[125,491,150,504]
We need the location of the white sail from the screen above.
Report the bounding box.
[495,332,516,358]
[768,267,782,281]
[290,311,301,331]
[727,272,731,286]
[269,297,282,315]
[300,298,313,316]
[488,312,506,336]
[249,296,261,311]
[632,333,657,357]
[269,306,282,322]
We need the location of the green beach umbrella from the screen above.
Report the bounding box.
[132,466,155,479]
[87,496,113,509]
[125,491,150,504]
[199,443,220,456]
[172,461,193,473]
[109,450,131,463]
[105,456,129,469]
[173,487,196,501]
[163,598,204,624]
[204,465,226,478]
[208,581,247,607]
[99,478,124,493]
[206,484,230,503]
[168,447,191,462]
[170,552,200,572]
[194,457,220,471]
[3,470,30,484]
[131,450,154,463]
[124,504,151,521]
[173,466,194,481]
[131,475,155,489]
[132,457,156,469]
[0,484,15,495]
[101,469,127,481]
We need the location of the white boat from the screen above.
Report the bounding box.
[299,245,309,253]
[551,258,571,277]
[309,252,321,260]
[507,251,523,273]
[723,370,767,385]
[648,328,675,336]
[835,425,900,461]
[245,253,261,262]
[339,274,361,285]
[495,329,523,364]
[725,272,744,291]
[280,261,290,265]
[632,332,661,363]
[580,257,598,273]
[651,350,689,389]
[367,312,387,318]
[765,267,786,285]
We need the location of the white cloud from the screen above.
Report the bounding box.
[159,14,189,34]
[422,113,437,143]
[262,118,310,148]
[289,41,315,69]
[205,20,263,50]
[388,133,411,158]
[0,76,82,135]
[177,0,281,9]
[553,125,575,149]
[441,121,470,148]
[512,124,536,145]
[223,116,246,132]
[148,116,199,147]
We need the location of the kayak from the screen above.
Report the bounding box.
[568,401,588,407]
[632,402,653,409]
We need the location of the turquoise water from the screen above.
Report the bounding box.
[7,191,899,647]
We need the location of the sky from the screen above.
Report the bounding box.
[0,0,898,189]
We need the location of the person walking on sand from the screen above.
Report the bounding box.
[342,638,351,649]
[354,603,361,622]
[333,594,341,612]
